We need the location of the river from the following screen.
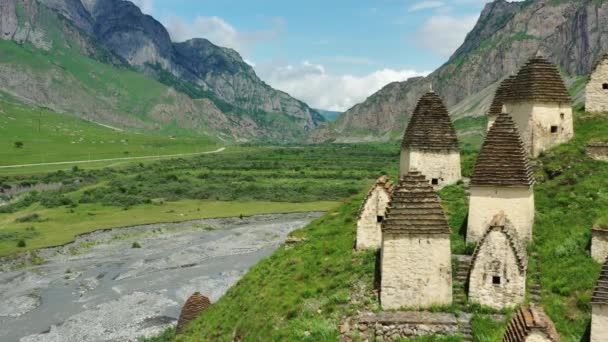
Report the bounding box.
[0,212,322,342]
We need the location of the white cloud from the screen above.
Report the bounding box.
[415,14,479,56]
[408,1,445,12]
[256,61,428,111]
[162,15,282,54]
[129,0,154,14]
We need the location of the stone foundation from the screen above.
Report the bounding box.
[343,312,459,342]
[587,142,608,161]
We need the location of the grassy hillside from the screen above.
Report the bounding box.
[164,110,608,341]
[0,97,216,171]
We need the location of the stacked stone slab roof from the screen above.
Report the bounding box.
[504,56,571,104]
[488,76,516,118]
[471,112,534,187]
[176,292,211,335]
[381,171,451,235]
[592,258,608,305]
[357,176,393,219]
[470,213,527,275]
[503,305,560,342]
[401,91,459,152]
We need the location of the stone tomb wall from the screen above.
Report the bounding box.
[467,186,534,243]
[591,228,608,263]
[356,187,391,250]
[587,143,608,161]
[399,148,461,188]
[346,311,459,342]
[586,59,608,114]
[592,304,608,342]
[381,233,452,309]
[504,101,574,157]
[469,228,526,309]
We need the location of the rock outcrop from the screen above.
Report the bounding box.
[318,0,608,142]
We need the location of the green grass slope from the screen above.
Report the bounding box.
[0,97,216,169]
[168,110,608,341]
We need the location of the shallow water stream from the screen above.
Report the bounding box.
[0,212,322,342]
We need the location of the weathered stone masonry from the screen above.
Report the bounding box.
[356,176,392,250]
[468,214,527,310]
[400,91,461,188]
[503,56,573,158]
[586,54,608,114]
[467,112,535,243]
[380,171,452,310]
[487,76,516,131]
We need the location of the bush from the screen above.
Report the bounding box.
[16,213,40,223]
[16,239,26,247]
[14,141,23,148]
[132,242,142,248]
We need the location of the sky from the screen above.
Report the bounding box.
[130,0,504,111]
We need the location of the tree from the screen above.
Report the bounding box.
[14,141,23,149]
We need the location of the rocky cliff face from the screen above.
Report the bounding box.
[318,0,608,142]
[39,0,324,132]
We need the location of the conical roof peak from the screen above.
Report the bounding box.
[401,91,459,151]
[176,292,211,335]
[472,112,534,187]
[382,171,451,235]
[504,56,571,104]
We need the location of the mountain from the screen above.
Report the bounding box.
[0,0,323,141]
[314,0,606,142]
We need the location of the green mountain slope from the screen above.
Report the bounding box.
[164,110,608,341]
[0,0,320,142]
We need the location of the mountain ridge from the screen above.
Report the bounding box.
[315,0,607,142]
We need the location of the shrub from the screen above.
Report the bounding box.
[132,242,142,248]
[14,141,23,148]
[16,213,40,223]
[16,239,26,248]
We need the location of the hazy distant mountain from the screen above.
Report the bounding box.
[313,0,602,142]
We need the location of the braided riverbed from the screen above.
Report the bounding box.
[0,212,322,342]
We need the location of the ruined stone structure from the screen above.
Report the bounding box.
[586,54,608,114]
[176,292,211,335]
[592,258,608,342]
[592,226,608,263]
[346,311,459,341]
[503,305,560,342]
[488,76,516,131]
[467,112,535,243]
[468,214,527,309]
[400,91,461,188]
[587,142,608,161]
[356,176,393,250]
[380,171,452,309]
[503,56,573,157]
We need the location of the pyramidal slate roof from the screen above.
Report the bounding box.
[591,258,608,305]
[504,56,571,104]
[401,91,459,152]
[176,292,211,335]
[381,171,451,235]
[471,112,534,187]
[503,305,560,342]
[488,76,516,118]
